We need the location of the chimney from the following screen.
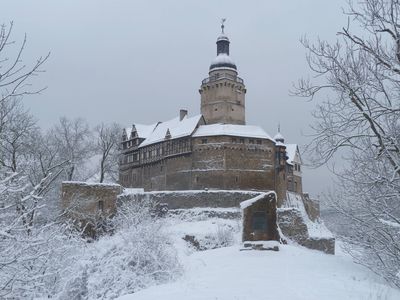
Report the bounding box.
[179,109,188,121]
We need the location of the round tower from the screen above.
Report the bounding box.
[199,20,246,125]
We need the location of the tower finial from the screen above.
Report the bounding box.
[221,18,226,34]
[278,123,281,133]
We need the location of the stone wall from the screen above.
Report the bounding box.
[61,181,123,236]
[120,134,280,194]
[200,69,246,125]
[241,193,280,242]
[277,207,334,254]
[118,190,262,210]
[302,193,320,221]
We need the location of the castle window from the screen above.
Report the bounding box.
[160,165,163,172]
[256,140,262,145]
[202,138,208,144]
[240,138,245,144]
[98,201,104,212]
[249,139,254,144]
[214,108,218,111]
[298,165,301,172]
[195,176,199,183]
[231,138,237,143]
[235,176,239,183]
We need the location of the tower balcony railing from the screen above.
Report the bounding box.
[202,73,244,85]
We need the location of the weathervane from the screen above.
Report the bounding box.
[221,18,226,34]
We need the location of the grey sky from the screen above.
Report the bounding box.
[1,0,348,198]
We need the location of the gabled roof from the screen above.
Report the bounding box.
[139,114,203,147]
[192,124,274,141]
[124,123,158,140]
[285,144,302,165]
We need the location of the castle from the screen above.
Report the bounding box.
[119,23,303,205]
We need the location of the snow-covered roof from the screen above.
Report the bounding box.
[193,124,274,141]
[139,114,203,147]
[273,132,285,142]
[217,34,229,42]
[124,123,158,140]
[210,54,236,68]
[285,144,300,165]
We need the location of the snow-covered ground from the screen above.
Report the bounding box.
[119,241,400,300]
[112,206,400,300]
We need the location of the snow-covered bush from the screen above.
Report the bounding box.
[57,199,181,300]
[0,172,83,298]
[183,223,237,251]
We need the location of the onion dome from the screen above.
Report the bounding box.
[209,20,237,71]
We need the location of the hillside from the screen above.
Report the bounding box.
[118,242,400,300]
[112,207,400,300]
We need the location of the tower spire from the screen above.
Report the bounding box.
[221,18,226,34]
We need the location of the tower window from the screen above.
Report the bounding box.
[202,139,208,144]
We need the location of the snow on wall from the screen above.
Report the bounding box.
[284,192,333,239]
[239,191,276,209]
[193,124,274,141]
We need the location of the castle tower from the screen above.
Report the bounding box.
[199,20,246,125]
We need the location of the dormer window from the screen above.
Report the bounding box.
[165,129,171,140]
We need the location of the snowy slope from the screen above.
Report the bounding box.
[118,243,400,300]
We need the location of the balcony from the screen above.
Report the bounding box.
[202,73,244,85]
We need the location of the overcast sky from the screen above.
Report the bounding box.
[1,0,349,198]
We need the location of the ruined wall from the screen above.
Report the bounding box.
[278,207,334,254]
[61,181,123,236]
[118,190,262,209]
[241,193,280,242]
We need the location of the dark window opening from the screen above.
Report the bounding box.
[98,200,104,212]
[252,212,267,231]
[202,139,208,144]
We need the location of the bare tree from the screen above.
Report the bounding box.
[0,97,38,172]
[94,122,121,183]
[52,117,92,181]
[0,22,49,104]
[293,0,400,286]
